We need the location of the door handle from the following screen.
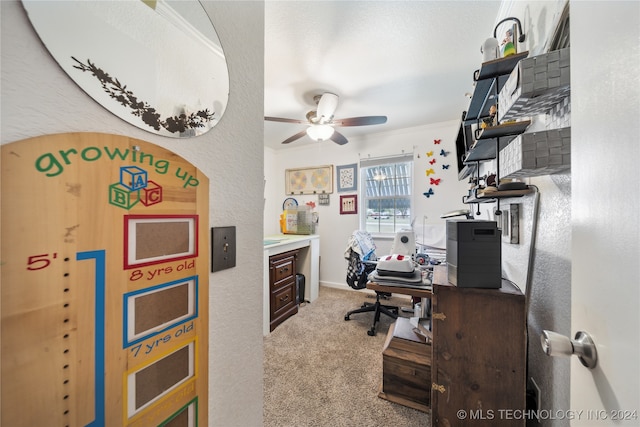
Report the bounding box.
[540,330,598,369]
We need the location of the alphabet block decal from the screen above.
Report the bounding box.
[110,182,140,209]
[120,166,148,191]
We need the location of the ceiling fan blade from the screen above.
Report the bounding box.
[333,116,387,126]
[281,129,308,144]
[265,116,306,124]
[316,92,339,123]
[330,130,348,145]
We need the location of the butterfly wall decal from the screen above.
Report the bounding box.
[423,188,434,198]
[434,139,441,145]
[426,151,434,157]
[439,149,449,157]
[442,164,450,170]
[425,168,435,176]
[429,158,436,165]
[430,178,441,185]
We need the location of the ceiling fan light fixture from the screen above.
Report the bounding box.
[316,92,339,123]
[265,92,386,145]
[306,124,334,141]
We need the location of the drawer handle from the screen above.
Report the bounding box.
[280,295,290,302]
[279,267,289,274]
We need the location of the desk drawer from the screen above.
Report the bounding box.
[269,280,298,331]
[271,281,296,315]
[272,257,294,283]
[269,251,297,288]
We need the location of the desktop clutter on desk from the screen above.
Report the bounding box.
[370,227,435,292]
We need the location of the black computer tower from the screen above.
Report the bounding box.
[295,273,306,304]
[446,220,501,288]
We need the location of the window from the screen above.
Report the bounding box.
[360,154,413,234]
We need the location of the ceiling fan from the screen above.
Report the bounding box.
[264,92,387,145]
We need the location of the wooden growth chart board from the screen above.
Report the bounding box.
[1,133,209,427]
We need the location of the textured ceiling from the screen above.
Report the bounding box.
[264,1,502,150]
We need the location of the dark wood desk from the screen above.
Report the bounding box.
[367,281,432,321]
[345,281,431,336]
[367,281,432,299]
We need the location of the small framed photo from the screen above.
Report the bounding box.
[340,195,358,215]
[336,163,357,192]
[124,214,198,269]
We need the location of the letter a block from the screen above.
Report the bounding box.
[109,183,139,210]
[140,180,163,207]
[120,166,148,191]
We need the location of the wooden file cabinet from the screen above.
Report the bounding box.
[430,269,526,426]
[269,249,299,331]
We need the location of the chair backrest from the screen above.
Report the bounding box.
[346,256,377,290]
[345,230,378,290]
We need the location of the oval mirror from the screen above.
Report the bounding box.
[21,0,229,138]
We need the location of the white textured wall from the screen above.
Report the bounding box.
[0,1,265,425]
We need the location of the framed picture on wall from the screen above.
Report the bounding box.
[285,165,333,195]
[336,163,358,192]
[340,195,358,215]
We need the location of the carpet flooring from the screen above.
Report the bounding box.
[263,285,429,427]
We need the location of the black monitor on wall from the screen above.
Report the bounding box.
[455,111,476,181]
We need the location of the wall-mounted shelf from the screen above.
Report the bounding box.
[465,51,529,124]
[458,163,477,180]
[463,187,534,204]
[464,120,531,163]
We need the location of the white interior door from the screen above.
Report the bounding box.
[570,2,639,424]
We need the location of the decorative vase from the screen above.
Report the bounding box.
[503,41,516,57]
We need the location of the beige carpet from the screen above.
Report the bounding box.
[264,285,429,427]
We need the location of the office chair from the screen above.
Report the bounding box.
[344,231,399,336]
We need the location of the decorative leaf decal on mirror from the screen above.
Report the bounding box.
[72,57,215,134]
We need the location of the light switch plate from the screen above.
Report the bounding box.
[211,226,236,272]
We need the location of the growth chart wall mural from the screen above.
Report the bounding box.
[1,133,209,427]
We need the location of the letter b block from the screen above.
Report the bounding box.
[109,183,139,210]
